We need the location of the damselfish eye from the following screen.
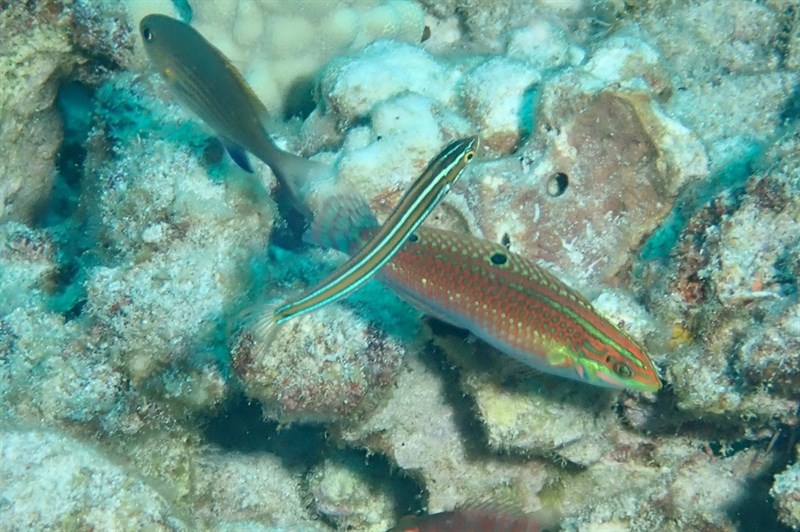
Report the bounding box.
[613,362,633,378]
[142,27,153,41]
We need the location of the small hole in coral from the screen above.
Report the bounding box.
[421,25,431,42]
[283,76,316,120]
[546,172,569,197]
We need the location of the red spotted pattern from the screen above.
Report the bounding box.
[373,226,661,390]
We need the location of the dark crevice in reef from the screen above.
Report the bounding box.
[780,81,800,124]
[202,394,328,469]
[50,80,93,224]
[727,427,796,532]
[203,394,426,521]
[283,75,317,121]
[268,184,308,250]
[42,80,98,320]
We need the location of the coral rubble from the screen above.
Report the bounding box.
[232,303,406,424]
[1,0,799,530]
[1,428,186,530]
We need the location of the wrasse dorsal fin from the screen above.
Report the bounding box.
[389,496,549,532]
[460,495,553,532]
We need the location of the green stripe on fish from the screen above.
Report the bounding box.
[376,226,662,391]
[253,136,478,344]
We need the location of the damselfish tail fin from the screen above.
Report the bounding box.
[302,190,379,253]
[251,133,336,217]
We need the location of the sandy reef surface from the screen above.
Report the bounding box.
[1,0,800,530]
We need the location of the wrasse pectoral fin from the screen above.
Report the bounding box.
[545,347,572,368]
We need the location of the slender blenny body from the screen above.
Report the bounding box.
[139,14,329,210]
[268,137,478,328]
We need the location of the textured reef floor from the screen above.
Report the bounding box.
[2,0,800,530]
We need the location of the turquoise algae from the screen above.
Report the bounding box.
[1,1,799,530]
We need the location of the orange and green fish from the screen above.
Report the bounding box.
[255,136,478,338]
[305,194,662,392]
[388,502,543,532]
[139,14,329,211]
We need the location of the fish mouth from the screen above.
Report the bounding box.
[588,366,662,392]
[626,371,662,393]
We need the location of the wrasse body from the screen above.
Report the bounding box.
[388,503,542,532]
[374,226,661,390]
[139,14,330,210]
[266,137,478,328]
[375,226,661,390]
[305,198,661,390]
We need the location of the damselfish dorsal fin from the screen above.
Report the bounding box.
[302,191,379,253]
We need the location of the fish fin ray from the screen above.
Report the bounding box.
[303,192,379,253]
[222,138,254,173]
[240,301,284,359]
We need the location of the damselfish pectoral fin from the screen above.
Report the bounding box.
[221,137,254,173]
[302,191,379,253]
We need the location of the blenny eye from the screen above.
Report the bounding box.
[613,362,633,378]
[142,27,153,41]
[464,150,475,162]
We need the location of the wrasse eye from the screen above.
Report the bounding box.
[142,27,153,41]
[464,150,475,162]
[613,362,633,378]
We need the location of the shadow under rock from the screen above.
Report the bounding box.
[727,426,796,532]
[419,316,579,466]
[202,393,328,469]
